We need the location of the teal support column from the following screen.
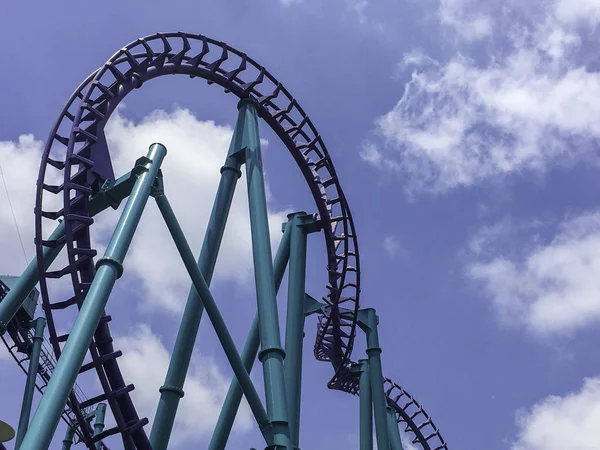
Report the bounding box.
[0,225,64,335]
[19,143,166,450]
[93,403,106,450]
[284,212,316,448]
[241,98,291,449]
[150,102,246,450]
[154,194,272,442]
[358,308,390,450]
[209,220,293,450]
[61,426,75,450]
[15,317,46,449]
[355,359,373,450]
[387,406,404,450]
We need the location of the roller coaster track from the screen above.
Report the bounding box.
[26,32,448,449]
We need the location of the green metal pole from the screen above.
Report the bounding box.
[209,221,293,450]
[359,308,390,450]
[19,143,167,450]
[61,426,75,450]
[154,193,272,441]
[284,212,313,448]
[0,225,64,335]
[357,359,373,450]
[241,98,291,449]
[15,317,46,449]
[93,403,106,450]
[387,406,404,450]
[149,105,246,450]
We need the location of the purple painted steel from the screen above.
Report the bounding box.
[34,32,360,448]
[384,378,448,450]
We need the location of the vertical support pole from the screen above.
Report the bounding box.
[358,308,390,450]
[15,317,46,450]
[241,98,291,449]
[93,403,106,450]
[284,212,315,448]
[357,359,373,450]
[150,100,246,450]
[0,224,64,335]
[387,406,404,450]
[209,220,293,450]
[19,143,166,450]
[61,426,75,450]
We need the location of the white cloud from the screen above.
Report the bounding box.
[468,211,600,336]
[364,0,600,193]
[280,0,302,5]
[104,107,290,313]
[511,376,600,450]
[439,0,493,41]
[113,325,252,447]
[383,235,401,258]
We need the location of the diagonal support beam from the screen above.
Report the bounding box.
[149,98,247,450]
[154,193,271,441]
[208,219,293,450]
[19,143,167,450]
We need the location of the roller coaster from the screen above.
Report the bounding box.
[0,32,448,450]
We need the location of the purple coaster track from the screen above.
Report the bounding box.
[32,32,446,449]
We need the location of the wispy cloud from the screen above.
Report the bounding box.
[467,210,600,336]
[362,0,600,193]
[511,376,600,450]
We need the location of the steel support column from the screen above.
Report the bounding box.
[241,98,291,449]
[61,426,75,450]
[284,212,314,448]
[15,317,46,449]
[387,406,404,450]
[19,143,167,450]
[154,193,272,442]
[93,403,106,450]
[359,308,390,450]
[150,100,246,450]
[209,220,293,450]
[357,359,373,450]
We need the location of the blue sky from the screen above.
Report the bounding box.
[1,0,600,449]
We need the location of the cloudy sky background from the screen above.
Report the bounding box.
[1,0,600,449]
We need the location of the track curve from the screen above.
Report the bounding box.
[31,32,446,449]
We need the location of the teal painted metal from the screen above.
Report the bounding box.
[15,317,46,449]
[0,224,63,335]
[284,212,314,447]
[153,193,272,442]
[387,406,404,450]
[61,426,75,450]
[93,403,106,450]
[241,98,292,449]
[18,143,167,450]
[209,220,293,450]
[357,359,373,450]
[359,308,390,450]
[149,97,246,450]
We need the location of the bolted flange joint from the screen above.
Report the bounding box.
[257,345,286,362]
[159,384,185,398]
[95,256,124,279]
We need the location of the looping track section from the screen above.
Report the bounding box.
[31,32,446,449]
